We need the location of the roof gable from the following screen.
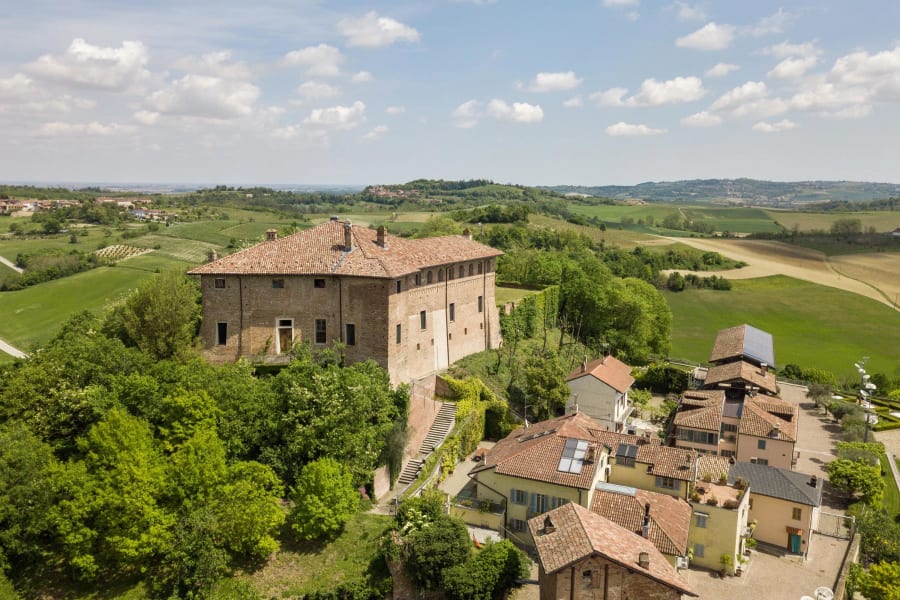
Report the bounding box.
[709,324,775,367]
[566,355,635,392]
[590,484,692,556]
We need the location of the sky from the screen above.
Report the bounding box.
[1,0,899,186]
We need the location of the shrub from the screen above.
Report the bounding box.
[289,458,360,541]
[407,516,471,590]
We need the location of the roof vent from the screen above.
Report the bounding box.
[638,551,650,569]
[344,221,353,252]
[543,516,556,535]
[266,228,277,242]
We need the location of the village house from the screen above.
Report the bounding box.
[673,389,798,470]
[594,429,697,501]
[189,219,503,384]
[704,324,777,397]
[689,456,752,575]
[565,355,635,432]
[528,503,697,600]
[728,461,823,555]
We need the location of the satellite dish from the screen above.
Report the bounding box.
[866,383,877,390]
[854,363,861,369]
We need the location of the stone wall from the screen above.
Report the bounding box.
[543,556,683,600]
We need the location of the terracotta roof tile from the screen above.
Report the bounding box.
[674,392,724,432]
[528,503,697,596]
[590,484,692,556]
[566,355,635,393]
[739,395,797,442]
[591,430,697,481]
[705,361,778,395]
[189,220,502,278]
[709,324,775,366]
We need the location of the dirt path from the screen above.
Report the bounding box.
[0,337,26,359]
[0,255,24,274]
[655,236,898,310]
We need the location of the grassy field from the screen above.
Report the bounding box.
[664,275,900,379]
[569,204,782,234]
[495,285,540,305]
[243,512,391,597]
[0,252,190,351]
[765,209,898,233]
[880,454,900,516]
[528,214,656,247]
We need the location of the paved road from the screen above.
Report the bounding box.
[0,255,23,274]
[0,338,27,359]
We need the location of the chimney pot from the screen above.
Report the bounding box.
[344,221,353,251]
[266,228,277,241]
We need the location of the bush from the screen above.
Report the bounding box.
[290,458,359,541]
[635,363,690,394]
[407,516,471,590]
[442,539,530,600]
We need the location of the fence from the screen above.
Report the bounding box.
[815,511,855,540]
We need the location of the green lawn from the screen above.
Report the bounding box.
[244,512,391,597]
[496,285,540,305]
[881,454,900,516]
[0,252,191,351]
[664,275,900,379]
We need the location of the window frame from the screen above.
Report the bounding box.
[216,322,227,345]
[792,507,802,521]
[477,295,483,313]
[345,323,356,346]
[315,319,327,344]
[214,278,226,289]
[314,278,326,288]
[272,278,285,289]
[758,439,767,450]
[449,303,455,322]
[420,310,427,330]
[396,323,401,344]
[695,513,708,529]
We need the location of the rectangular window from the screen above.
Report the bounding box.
[427,271,433,284]
[756,458,769,466]
[695,514,708,528]
[449,303,455,322]
[396,324,401,344]
[694,543,705,558]
[509,519,527,533]
[792,507,802,521]
[315,319,326,344]
[396,280,402,293]
[415,273,421,286]
[214,278,226,288]
[478,295,483,313]
[345,323,356,346]
[478,262,483,274]
[529,493,550,516]
[314,278,326,288]
[272,278,285,289]
[721,449,736,458]
[758,439,767,450]
[216,322,227,345]
[655,476,680,491]
[511,489,527,505]
[459,265,465,278]
[468,263,474,276]
[277,319,293,353]
[420,310,427,330]
[722,423,738,433]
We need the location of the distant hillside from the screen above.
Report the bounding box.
[545,179,900,207]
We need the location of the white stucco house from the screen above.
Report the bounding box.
[565,356,635,432]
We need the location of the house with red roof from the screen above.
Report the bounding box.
[189,219,503,384]
[565,355,635,432]
[528,503,697,599]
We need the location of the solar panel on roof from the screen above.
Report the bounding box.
[558,438,590,474]
[743,325,775,367]
[616,443,638,458]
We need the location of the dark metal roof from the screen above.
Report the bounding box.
[742,325,776,368]
[728,461,822,506]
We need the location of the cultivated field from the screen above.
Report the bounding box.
[664,275,900,379]
[765,209,898,233]
[656,236,899,310]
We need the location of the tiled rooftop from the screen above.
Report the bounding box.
[739,395,798,442]
[592,429,697,481]
[566,355,635,393]
[674,391,724,432]
[528,503,697,596]
[709,324,775,367]
[728,461,822,506]
[705,360,778,395]
[590,484,692,556]
[189,220,503,278]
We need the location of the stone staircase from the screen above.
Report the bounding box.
[396,402,458,487]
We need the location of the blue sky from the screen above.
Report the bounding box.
[1,1,899,186]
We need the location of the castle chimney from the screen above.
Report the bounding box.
[463,227,472,240]
[266,228,277,242]
[344,221,353,251]
[207,249,218,262]
[376,225,387,248]
[638,552,650,569]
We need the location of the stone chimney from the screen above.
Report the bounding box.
[344,221,353,251]
[266,228,277,242]
[810,475,818,487]
[638,551,650,569]
[207,249,218,262]
[543,515,556,535]
[376,225,387,248]
[642,503,651,538]
[462,227,472,240]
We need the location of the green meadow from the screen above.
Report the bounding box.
[664,275,900,379]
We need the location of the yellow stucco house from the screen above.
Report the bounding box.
[690,457,752,575]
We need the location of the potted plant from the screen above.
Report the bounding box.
[718,473,728,484]
[736,555,747,576]
[706,496,719,506]
[720,553,733,577]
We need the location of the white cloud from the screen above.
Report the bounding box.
[28,38,150,92]
[681,111,722,127]
[592,76,705,107]
[674,2,706,22]
[352,71,374,83]
[606,121,666,136]
[38,120,136,136]
[747,8,792,37]
[709,81,768,111]
[0,73,37,101]
[829,44,900,91]
[486,99,544,123]
[146,74,260,119]
[386,105,406,115]
[821,105,873,119]
[761,41,821,60]
[452,99,480,128]
[562,95,583,108]
[361,124,388,141]
[133,110,160,125]
[282,44,343,77]
[706,63,739,78]
[768,56,817,80]
[789,81,868,112]
[527,71,582,92]
[752,119,797,132]
[338,11,421,48]
[676,22,736,50]
[730,97,789,118]
[295,81,340,101]
[173,51,251,80]
[590,87,628,107]
[303,100,367,130]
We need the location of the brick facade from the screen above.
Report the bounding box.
[540,557,684,600]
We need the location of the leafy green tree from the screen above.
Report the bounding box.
[514,349,569,421]
[415,215,462,238]
[831,217,863,237]
[120,269,200,360]
[289,458,359,541]
[806,383,832,413]
[147,509,228,600]
[407,516,471,590]
[857,561,900,600]
[442,539,529,600]
[395,488,446,534]
[630,388,652,419]
[827,458,884,505]
[853,507,900,564]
